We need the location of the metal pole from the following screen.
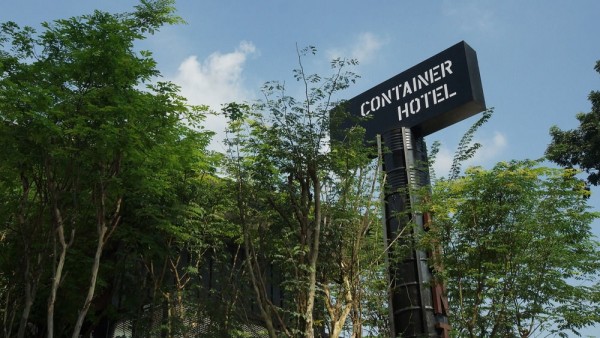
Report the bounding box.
[377,134,396,337]
[380,127,449,338]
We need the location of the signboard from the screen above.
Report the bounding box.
[330,41,486,338]
[332,41,485,140]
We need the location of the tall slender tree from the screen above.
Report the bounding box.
[223,47,391,337]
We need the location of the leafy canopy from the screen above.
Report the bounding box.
[420,160,600,337]
[546,60,600,185]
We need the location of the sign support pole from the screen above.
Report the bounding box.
[377,134,397,337]
[380,128,449,338]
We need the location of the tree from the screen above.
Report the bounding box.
[223,47,389,337]
[109,125,226,338]
[0,1,220,336]
[546,60,600,185]
[222,48,341,336]
[419,160,600,337]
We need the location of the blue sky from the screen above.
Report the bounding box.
[2,1,598,165]
[2,1,600,335]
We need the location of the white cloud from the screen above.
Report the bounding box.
[350,32,386,64]
[473,131,507,163]
[432,131,507,179]
[327,32,386,64]
[171,41,257,152]
[441,0,496,32]
[431,146,455,179]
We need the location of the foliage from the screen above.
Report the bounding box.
[546,60,600,185]
[447,108,494,180]
[428,108,494,182]
[419,160,600,337]
[0,1,229,337]
[0,3,391,335]
[322,123,388,338]
[223,46,389,337]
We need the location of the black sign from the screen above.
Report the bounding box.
[332,41,485,140]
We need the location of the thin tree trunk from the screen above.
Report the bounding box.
[71,225,107,337]
[168,255,192,338]
[71,193,121,338]
[4,285,17,338]
[351,301,362,338]
[232,140,285,338]
[16,175,37,338]
[304,169,321,338]
[17,264,36,338]
[45,160,75,338]
[243,232,279,338]
[47,204,71,338]
[324,282,353,338]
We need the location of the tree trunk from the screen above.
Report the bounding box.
[243,233,279,338]
[17,271,35,338]
[324,277,353,338]
[71,225,107,338]
[351,301,362,338]
[234,155,284,338]
[72,192,121,338]
[47,228,68,338]
[304,169,321,338]
[5,286,17,338]
[16,175,39,338]
[47,203,72,338]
